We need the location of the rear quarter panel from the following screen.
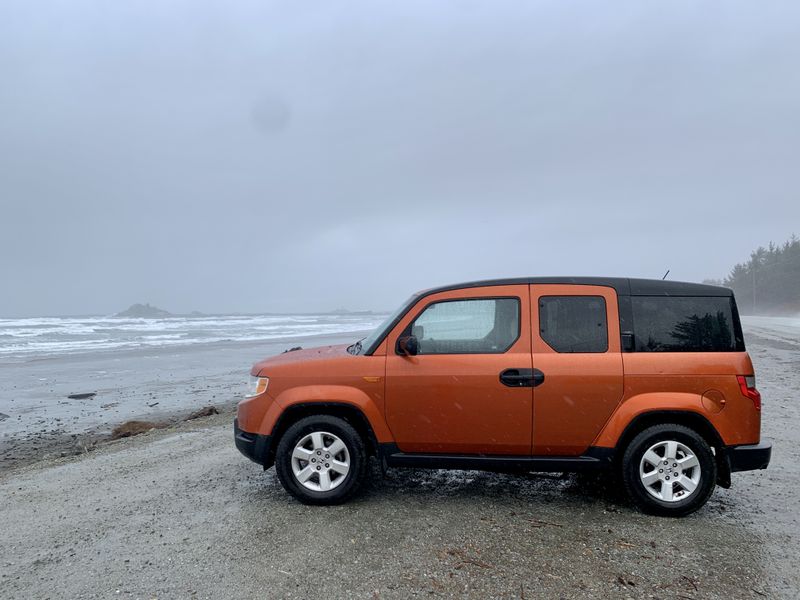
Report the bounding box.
[594,351,760,447]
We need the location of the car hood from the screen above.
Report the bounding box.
[251,343,351,375]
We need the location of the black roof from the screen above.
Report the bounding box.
[416,277,733,297]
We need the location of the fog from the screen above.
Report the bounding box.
[1,1,799,317]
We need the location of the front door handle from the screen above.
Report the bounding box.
[500,368,532,387]
[499,368,545,388]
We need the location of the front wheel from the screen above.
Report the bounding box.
[621,424,717,517]
[274,415,368,505]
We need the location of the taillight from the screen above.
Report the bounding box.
[737,375,761,411]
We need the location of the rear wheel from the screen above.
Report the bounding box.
[621,424,716,517]
[275,415,368,505]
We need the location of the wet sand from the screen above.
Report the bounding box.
[0,331,367,471]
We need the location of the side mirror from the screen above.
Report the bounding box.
[397,335,419,356]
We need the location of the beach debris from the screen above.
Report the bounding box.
[0,413,9,421]
[68,392,97,400]
[442,547,494,570]
[616,574,636,588]
[528,518,563,528]
[110,420,165,440]
[75,439,99,454]
[100,402,119,409]
[283,346,302,353]
[147,402,160,407]
[186,406,219,420]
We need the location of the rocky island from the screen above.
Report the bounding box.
[114,303,173,318]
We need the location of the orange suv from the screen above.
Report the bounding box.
[235,278,771,516]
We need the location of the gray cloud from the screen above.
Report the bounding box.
[1,1,799,316]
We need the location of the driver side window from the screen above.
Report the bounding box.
[408,297,520,355]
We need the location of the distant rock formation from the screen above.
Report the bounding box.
[329,308,374,315]
[115,303,173,318]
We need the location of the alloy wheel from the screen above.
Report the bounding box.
[290,431,350,492]
[639,440,702,502]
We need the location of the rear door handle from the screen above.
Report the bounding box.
[499,368,545,388]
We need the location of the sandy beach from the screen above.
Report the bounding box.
[0,327,375,471]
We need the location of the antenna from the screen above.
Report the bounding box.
[661,269,670,280]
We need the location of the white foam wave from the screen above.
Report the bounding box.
[0,313,386,359]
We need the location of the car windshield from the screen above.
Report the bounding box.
[349,295,417,355]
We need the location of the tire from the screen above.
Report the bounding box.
[621,424,717,517]
[274,415,368,505]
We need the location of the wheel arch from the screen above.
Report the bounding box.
[268,402,380,466]
[611,410,731,488]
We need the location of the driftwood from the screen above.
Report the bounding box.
[110,420,166,440]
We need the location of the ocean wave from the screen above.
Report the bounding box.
[0,314,386,359]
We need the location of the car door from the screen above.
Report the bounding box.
[530,284,624,455]
[385,285,533,455]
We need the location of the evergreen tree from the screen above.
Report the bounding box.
[721,235,800,314]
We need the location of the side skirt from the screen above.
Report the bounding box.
[379,443,615,473]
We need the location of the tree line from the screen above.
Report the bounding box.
[705,235,800,315]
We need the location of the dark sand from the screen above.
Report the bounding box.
[0,331,367,471]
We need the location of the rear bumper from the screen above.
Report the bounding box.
[234,419,273,468]
[727,439,772,473]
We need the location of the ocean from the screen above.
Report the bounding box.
[0,313,388,361]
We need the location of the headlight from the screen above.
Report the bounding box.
[246,375,269,397]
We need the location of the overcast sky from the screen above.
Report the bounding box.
[1,1,798,317]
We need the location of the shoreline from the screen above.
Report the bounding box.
[1,332,354,365]
[0,329,370,473]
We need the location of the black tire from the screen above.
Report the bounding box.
[621,424,717,517]
[274,415,368,505]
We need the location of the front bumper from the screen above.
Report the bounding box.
[234,418,274,468]
[727,439,772,473]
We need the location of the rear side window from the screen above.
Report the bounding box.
[539,296,608,353]
[631,296,744,352]
[410,298,520,354]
